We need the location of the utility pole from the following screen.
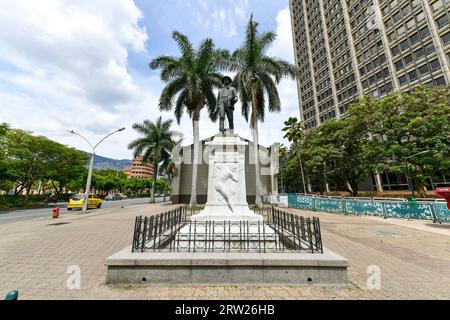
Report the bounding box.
[68,128,125,213]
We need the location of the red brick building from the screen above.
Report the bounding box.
[123,157,154,179]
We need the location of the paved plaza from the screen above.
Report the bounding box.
[0,203,449,300]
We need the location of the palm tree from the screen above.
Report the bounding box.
[158,155,176,183]
[282,117,307,194]
[229,15,299,207]
[150,31,229,208]
[128,117,179,203]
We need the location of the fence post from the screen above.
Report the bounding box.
[342,197,347,215]
[381,201,388,219]
[429,203,439,224]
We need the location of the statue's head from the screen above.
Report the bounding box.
[222,76,232,86]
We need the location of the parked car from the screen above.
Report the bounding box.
[105,193,123,201]
[44,195,59,204]
[67,194,102,210]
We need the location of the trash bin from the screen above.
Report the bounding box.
[436,188,450,210]
[407,197,418,209]
[4,290,18,300]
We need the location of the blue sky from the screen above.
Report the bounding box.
[0,0,298,159]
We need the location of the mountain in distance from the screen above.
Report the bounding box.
[85,153,132,171]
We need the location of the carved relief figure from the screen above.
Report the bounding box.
[212,164,240,212]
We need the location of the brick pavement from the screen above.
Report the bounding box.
[0,203,449,300]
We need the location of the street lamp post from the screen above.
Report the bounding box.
[404,150,431,198]
[69,128,125,213]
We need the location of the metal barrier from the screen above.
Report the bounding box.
[286,194,450,223]
[132,206,323,254]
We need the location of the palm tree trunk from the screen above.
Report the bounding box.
[150,163,157,203]
[189,108,201,208]
[251,83,263,208]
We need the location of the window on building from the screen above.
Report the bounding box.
[404,54,413,65]
[414,47,425,59]
[399,74,407,85]
[431,1,444,13]
[430,59,441,72]
[406,18,415,30]
[418,64,429,76]
[416,12,425,23]
[400,39,409,51]
[442,32,450,45]
[391,45,400,56]
[409,32,420,45]
[436,14,449,29]
[419,26,430,40]
[408,70,418,81]
[434,76,446,85]
[425,43,436,54]
[393,11,402,23]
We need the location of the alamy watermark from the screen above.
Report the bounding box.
[171,123,280,176]
[366,265,381,290]
[366,4,382,31]
[66,265,81,290]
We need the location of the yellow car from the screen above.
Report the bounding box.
[67,194,102,210]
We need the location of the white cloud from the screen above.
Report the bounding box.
[259,7,300,148]
[0,0,151,158]
[0,2,299,159]
[180,7,300,149]
[194,0,250,38]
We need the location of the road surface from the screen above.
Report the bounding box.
[0,197,158,224]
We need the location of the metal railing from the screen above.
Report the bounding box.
[284,193,450,223]
[132,206,323,254]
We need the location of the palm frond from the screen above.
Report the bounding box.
[258,31,277,52]
[258,72,280,113]
[172,31,195,66]
[159,77,186,111]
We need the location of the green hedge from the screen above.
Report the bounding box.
[0,194,71,211]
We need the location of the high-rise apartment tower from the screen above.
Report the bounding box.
[290,0,450,129]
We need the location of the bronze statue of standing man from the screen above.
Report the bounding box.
[217,76,238,134]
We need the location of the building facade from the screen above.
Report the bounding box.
[290,0,450,130]
[123,157,154,179]
[171,134,279,205]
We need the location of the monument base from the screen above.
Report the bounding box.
[106,247,349,285]
[191,204,263,222]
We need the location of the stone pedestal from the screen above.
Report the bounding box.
[191,132,262,222]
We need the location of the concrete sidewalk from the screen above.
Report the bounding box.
[0,204,449,299]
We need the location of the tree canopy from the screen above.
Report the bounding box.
[280,86,450,197]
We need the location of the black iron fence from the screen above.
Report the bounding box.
[132,206,323,254]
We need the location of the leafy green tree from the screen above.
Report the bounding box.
[89,169,128,194]
[125,178,147,195]
[290,85,449,197]
[0,123,10,188]
[351,86,450,197]
[300,119,378,197]
[128,117,179,203]
[228,15,298,207]
[155,178,170,194]
[150,32,228,207]
[46,147,88,194]
[282,117,307,193]
[3,130,76,200]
